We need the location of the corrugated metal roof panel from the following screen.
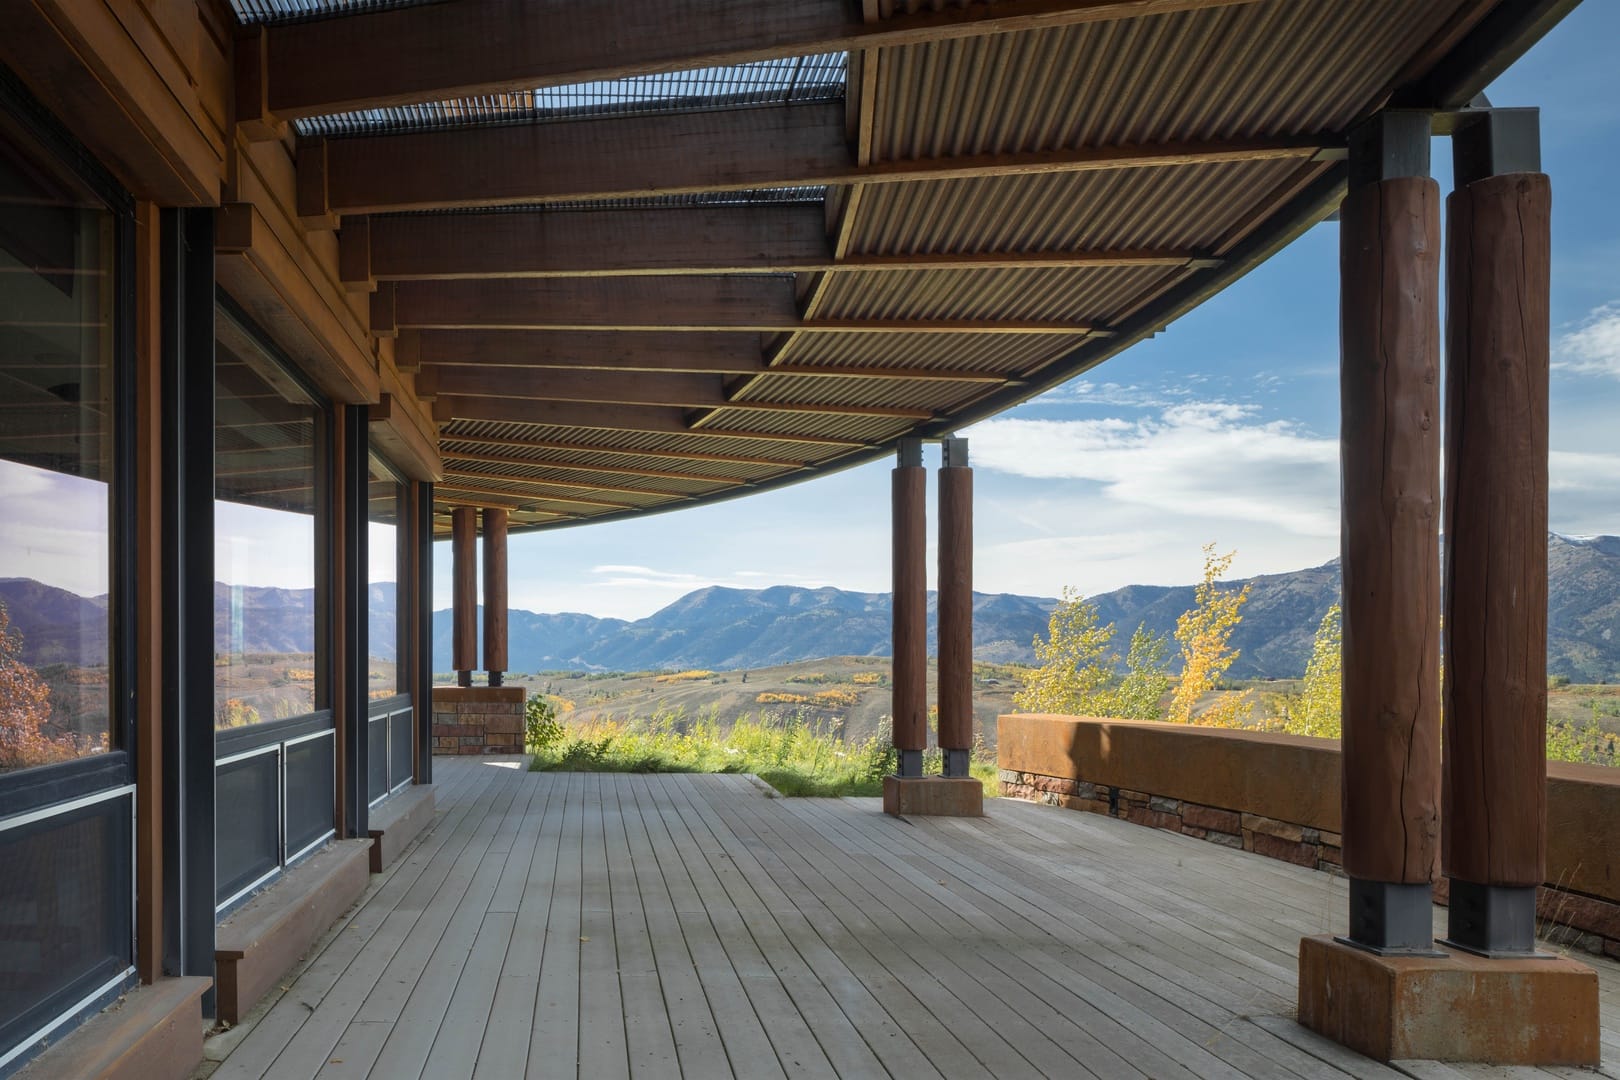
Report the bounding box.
[870,2,1463,157]
[813,265,1175,324]
[734,376,986,413]
[843,158,1306,255]
[772,331,1085,373]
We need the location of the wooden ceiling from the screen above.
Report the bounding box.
[229,0,1566,536]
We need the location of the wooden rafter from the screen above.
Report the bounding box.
[409,329,764,373]
[390,278,1094,334]
[436,434,809,469]
[443,465,699,501]
[260,0,1264,120]
[350,205,1213,281]
[441,449,749,486]
[419,367,727,408]
[431,396,869,447]
[304,106,1338,218]
[436,478,651,511]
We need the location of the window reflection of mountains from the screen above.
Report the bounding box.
[0,577,399,665]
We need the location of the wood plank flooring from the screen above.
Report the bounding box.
[201,759,1620,1080]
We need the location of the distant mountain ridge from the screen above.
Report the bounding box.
[9,534,1620,679]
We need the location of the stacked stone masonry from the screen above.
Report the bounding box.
[1001,767,1620,961]
[431,687,525,754]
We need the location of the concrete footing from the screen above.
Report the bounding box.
[883,775,984,817]
[1297,934,1600,1064]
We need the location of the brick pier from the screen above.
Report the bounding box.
[431,686,526,754]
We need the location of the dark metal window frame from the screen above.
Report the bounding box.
[209,297,339,913]
[0,64,137,814]
[0,61,139,1077]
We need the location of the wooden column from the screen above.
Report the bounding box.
[937,438,973,775]
[892,439,926,775]
[1442,110,1550,955]
[481,507,509,685]
[451,505,477,685]
[1338,112,1443,952]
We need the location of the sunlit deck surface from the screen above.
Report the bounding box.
[204,758,1620,1080]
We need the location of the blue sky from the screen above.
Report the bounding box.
[453,3,1620,620]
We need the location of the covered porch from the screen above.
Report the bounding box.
[201,757,1620,1079]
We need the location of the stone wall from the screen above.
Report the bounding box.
[431,686,525,754]
[999,768,1344,874]
[998,713,1620,961]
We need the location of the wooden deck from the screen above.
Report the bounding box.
[201,758,1620,1080]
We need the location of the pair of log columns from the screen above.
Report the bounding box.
[891,438,974,778]
[1441,111,1551,955]
[1336,109,1552,956]
[449,505,510,686]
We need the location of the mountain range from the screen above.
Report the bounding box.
[8,534,1620,680]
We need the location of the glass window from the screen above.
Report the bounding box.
[367,452,404,696]
[0,108,116,774]
[214,308,322,728]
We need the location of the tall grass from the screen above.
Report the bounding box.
[526,703,998,798]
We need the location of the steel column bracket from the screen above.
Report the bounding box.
[942,749,970,778]
[897,749,924,778]
[1451,108,1541,186]
[1442,880,1544,957]
[1338,880,1445,956]
[940,436,969,468]
[1347,111,1433,191]
[896,437,923,468]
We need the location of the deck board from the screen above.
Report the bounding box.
[203,760,1620,1079]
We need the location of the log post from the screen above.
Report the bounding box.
[451,505,477,687]
[892,439,926,777]
[1338,111,1444,954]
[1441,109,1550,957]
[481,507,508,685]
[937,437,973,777]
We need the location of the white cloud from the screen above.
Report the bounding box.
[1554,302,1620,377]
[965,401,1339,537]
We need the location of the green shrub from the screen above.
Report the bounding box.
[525,694,566,754]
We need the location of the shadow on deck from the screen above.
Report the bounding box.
[200,758,1620,1079]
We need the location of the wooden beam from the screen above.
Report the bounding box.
[364,204,828,280]
[360,204,1208,279]
[263,0,1262,120]
[432,396,691,433]
[442,449,746,485]
[436,433,808,469]
[339,215,375,292]
[418,366,727,407]
[438,478,650,511]
[432,395,869,447]
[765,364,1010,383]
[395,277,796,331]
[392,278,1094,334]
[311,103,1337,216]
[435,492,570,517]
[444,465,700,500]
[413,329,764,373]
